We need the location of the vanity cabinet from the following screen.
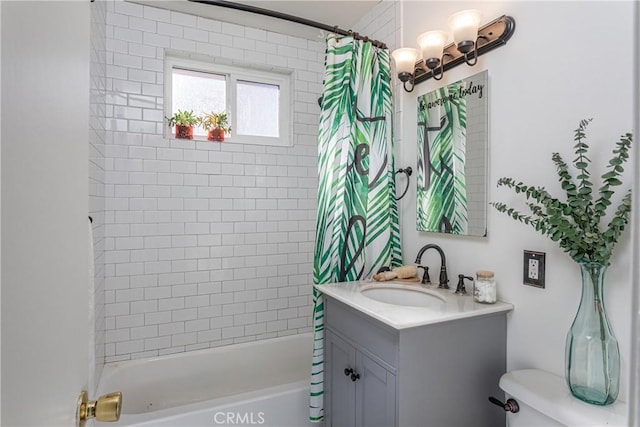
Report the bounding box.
[326,330,396,427]
[324,296,507,427]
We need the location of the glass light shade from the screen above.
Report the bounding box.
[391,48,419,75]
[448,9,482,45]
[416,30,448,62]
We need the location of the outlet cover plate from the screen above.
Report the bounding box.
[523,250,546,288]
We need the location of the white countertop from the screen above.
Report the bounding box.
[316,280,514,330]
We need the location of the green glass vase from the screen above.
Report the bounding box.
[565,261,620,405]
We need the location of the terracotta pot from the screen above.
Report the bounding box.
[175,125,194,140]
[208,127,225,142]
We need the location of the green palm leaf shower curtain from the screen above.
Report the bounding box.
[310,34,402,422]
[416,83,468,234]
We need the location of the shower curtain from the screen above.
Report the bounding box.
[309,34,402,422]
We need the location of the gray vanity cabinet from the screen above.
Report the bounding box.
[324,296,507,427]
[326,330,396,427]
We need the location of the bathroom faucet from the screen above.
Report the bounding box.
[414,244,449,289]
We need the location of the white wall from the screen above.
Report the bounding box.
[102,1,323,362]
[631,2,639,424]
[394,1,635,402]
[0,1,3,421]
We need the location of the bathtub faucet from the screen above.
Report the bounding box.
[415,244,449,289]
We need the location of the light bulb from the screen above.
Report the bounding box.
[391,48,419,81]
[448,9,482,53]
[417,30,448,69]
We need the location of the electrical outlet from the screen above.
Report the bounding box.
[528,259,539,280]
[523,250,545,288]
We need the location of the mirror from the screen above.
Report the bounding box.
[416,70,487,236]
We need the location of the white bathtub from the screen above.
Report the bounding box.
[97,333,318,427]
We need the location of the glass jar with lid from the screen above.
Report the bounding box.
[474,270,496,303]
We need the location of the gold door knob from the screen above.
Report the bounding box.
[76,390,122,427]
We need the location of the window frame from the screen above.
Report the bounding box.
[164,56,292,147]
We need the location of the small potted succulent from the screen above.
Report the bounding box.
[166,110,199,140]
[199,111,231,142]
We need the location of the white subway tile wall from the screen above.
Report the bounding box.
[353,1,400,53]
[90,0,108,386]
[102,1,323,362]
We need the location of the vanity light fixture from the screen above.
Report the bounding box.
[391,11,516,92]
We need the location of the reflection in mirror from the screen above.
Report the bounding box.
[416,70,487,236]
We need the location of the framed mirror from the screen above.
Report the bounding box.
[416,70,488,236]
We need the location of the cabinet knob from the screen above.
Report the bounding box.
[344,368,360,381]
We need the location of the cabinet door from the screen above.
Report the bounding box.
[326,330,357,427]
[356,351,397,427]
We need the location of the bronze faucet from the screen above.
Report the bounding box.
[415,244,449,289]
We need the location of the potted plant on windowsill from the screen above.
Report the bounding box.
[199,111,231,142]
[166,110,199,140]
[491,119,632,406]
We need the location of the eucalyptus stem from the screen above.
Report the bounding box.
[490,120,632,265]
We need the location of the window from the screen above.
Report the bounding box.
[236,80,279,138]
[165,56,292,146]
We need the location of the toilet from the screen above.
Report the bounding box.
[498,369,628,426]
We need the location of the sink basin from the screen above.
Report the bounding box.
[360,283,445,308]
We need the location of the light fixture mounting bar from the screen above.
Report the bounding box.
[413,15,515,85]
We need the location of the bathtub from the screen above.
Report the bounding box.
[97,333,318,427]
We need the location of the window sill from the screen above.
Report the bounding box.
[164,131,292,148]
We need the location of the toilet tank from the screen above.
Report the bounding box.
[499,369,627,427]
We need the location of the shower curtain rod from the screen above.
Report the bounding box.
[188,0,388,49]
